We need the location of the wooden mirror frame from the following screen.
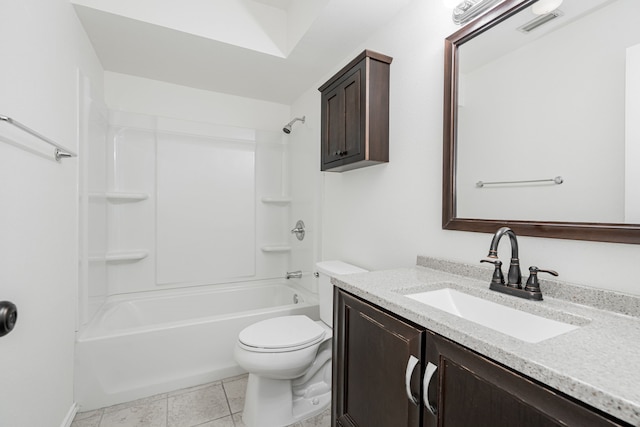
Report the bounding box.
[442,0,640,244]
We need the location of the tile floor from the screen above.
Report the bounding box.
[71,374,330,427]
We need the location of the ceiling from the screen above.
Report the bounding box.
[72,0,412,104]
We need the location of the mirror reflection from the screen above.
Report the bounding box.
[455,0,640,224]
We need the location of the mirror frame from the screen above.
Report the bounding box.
[442,0,640,244]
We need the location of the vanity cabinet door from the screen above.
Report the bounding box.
[333,288,424,427]
[425,331,627,427]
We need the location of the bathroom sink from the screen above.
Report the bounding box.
[405,288,579,343]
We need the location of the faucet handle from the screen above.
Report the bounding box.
[481,258,505,285]
[524,266,558,292]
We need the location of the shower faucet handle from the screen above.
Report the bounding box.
[291,220,305,241]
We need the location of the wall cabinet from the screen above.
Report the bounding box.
[319,50,392,172]
[333,288,629,427]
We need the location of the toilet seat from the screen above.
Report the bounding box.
[238,315,326,353]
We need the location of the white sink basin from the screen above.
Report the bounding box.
[406,288,579,343]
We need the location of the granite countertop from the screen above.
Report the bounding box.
[331,256,640,426]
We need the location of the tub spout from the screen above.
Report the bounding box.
[286,270,302,279]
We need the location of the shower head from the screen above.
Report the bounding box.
[283,116,305,134]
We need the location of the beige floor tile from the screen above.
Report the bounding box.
[71,413,102,427]
[72,373,320,427]
[197,415,236,427]
[299,408,331,427]
[222,376,248,414]
[74,409,104,421]
[103,393,168,414]
[168,381,221,397]
[221,373,248,384]
[99,399,167,427]
[232,413,245,427]
[167,382,230,427]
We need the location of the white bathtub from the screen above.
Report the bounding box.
[75,280,319,411]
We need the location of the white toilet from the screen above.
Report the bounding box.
[234,261,367,427]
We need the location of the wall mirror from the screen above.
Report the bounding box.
[443,0,640,243]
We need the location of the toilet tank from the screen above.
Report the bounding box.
[315,261,367,327]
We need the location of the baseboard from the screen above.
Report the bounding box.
[60,402,79,427]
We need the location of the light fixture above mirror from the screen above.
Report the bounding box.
[532,0,563,14]
[443,0,505,25]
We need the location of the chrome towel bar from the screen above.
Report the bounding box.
[476,176,563,188]
[0,115,77,162]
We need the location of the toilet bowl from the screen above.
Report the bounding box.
[235,315,329,380]
[234,261,367,427]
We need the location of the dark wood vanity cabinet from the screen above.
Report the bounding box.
[319,50,392,172]
[333,288,423,426]
[333,289,629,427]
[425,330,626,427]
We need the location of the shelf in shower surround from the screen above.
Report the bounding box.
[88,251,149,262]
[88,192,149,202]
[261,196,292,204]
[106,192,149,201]
[261,245,292,253]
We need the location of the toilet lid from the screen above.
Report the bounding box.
[238,315,326,350]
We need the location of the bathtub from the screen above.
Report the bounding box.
[75,280,319,411]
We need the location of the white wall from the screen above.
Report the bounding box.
[288,87,323,291]
[313,0,455,273]
[304,0,640,296]
[0,0,104,426]
[626,43,640,223]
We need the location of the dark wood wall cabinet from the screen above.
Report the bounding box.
[319,50,392,172]
[333,288,630,427]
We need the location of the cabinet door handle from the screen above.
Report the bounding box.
[423,362,438,416]
[405,355,420,405]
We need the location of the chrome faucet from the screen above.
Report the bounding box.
[286,270,302,279]
[481,227,557,301]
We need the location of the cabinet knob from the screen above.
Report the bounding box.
[0,301,18,337]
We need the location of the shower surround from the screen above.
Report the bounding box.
[77,109,311,409]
